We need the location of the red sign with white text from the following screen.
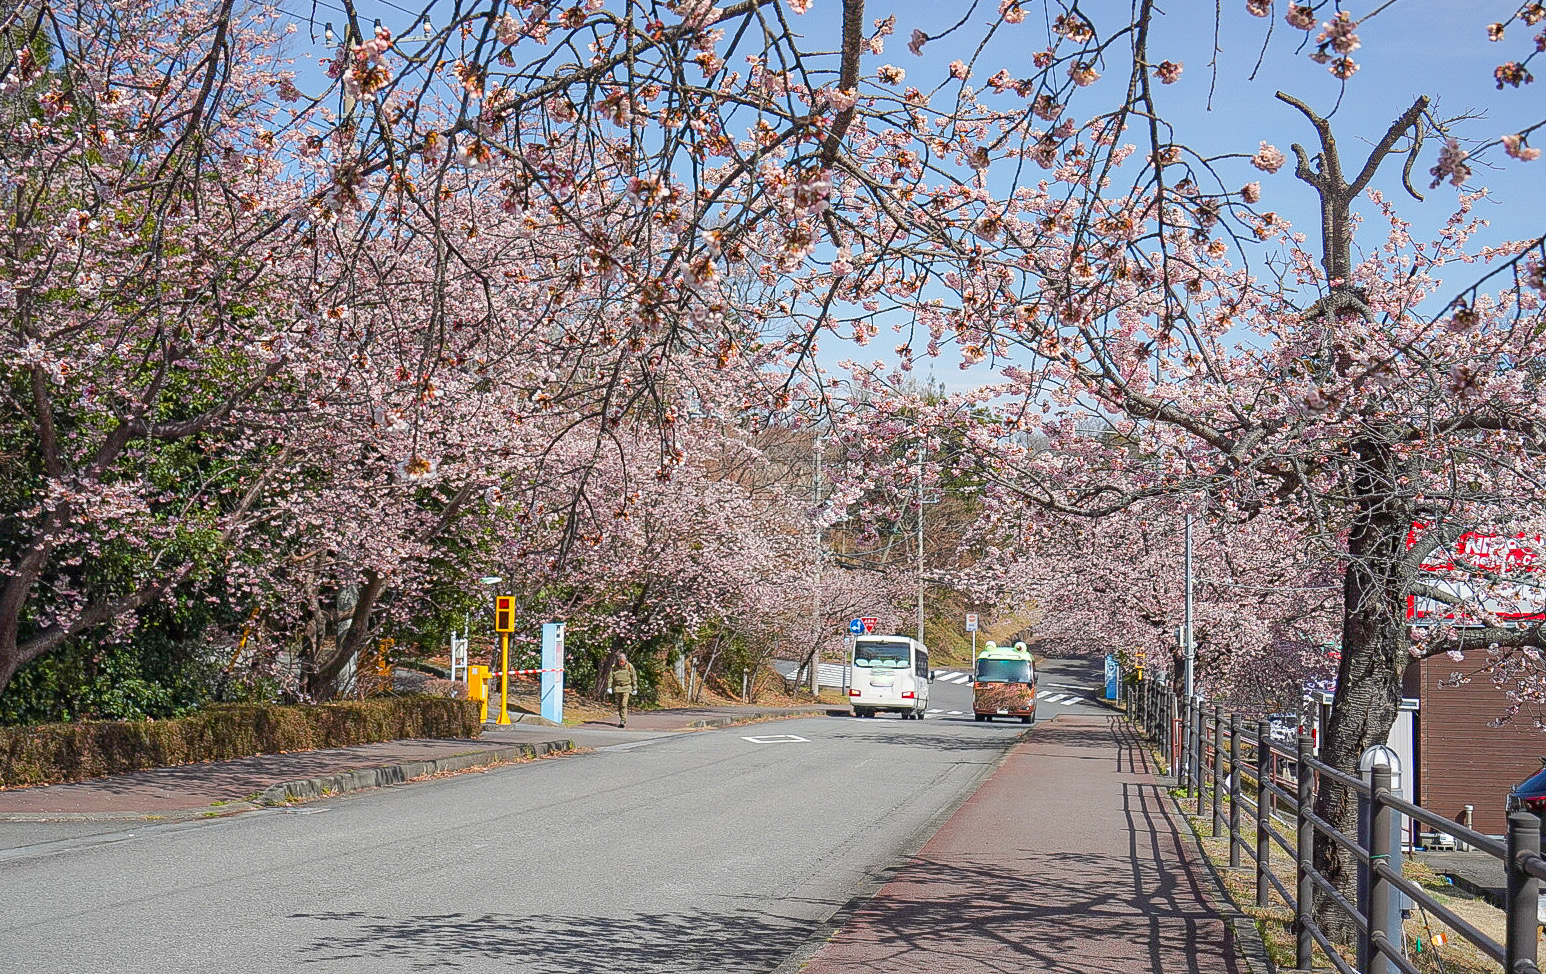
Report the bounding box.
[1405,524,1544,624]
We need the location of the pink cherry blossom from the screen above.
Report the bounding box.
[1251,142,1287,172]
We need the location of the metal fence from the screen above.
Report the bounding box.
[1121,671,1545,974]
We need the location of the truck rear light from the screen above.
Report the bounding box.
[902,691,915,699]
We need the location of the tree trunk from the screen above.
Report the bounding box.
[1312,441,1410,944]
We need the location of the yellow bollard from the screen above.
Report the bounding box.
[466,664,490,724]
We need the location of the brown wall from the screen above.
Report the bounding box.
[1404,655,1546,835]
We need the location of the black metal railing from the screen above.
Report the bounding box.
[1120,670,1544,974]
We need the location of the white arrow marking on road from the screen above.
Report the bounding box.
[742,734,810,744]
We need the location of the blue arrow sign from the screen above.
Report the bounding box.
[848,618,865,634]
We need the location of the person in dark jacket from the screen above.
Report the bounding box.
[608,654,640,727]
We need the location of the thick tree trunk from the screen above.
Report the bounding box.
[1312,442,1410,944]
[301,570,390,700]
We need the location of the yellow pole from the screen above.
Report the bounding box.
[497,631,511,724]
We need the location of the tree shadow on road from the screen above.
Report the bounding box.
[289,906,809,972]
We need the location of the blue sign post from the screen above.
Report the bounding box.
[848,618,865,635]
[1103,654,1119,700]
[541,621,565,725]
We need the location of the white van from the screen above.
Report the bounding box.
[847,635,931,719]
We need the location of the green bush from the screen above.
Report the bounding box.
[0,696,481,788]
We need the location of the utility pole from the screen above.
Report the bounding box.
[1183,512,1195,700]
[917,437,925,646]
[811,433,822,696]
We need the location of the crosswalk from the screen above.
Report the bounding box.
[770,661,847,686]
[770,661,1095,709]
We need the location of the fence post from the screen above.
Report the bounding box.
[1296,732,1314,973]
[1167,690,1177,775]
[1196,701,1208,811]
[1198,703,1210,819]
[1366,765,1396,974]
[1213,706,1225,838]
[1255,718,1271,907]
[1180,694,1192,794]
[1506,811,1541,974]
[1229,712,1242,866]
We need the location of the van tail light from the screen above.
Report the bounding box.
[849,688,861,696]
[902,691,915,699]
[1522,796,1546,814]
[973,682,985,690]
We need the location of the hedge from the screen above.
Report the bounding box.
[0,696,482,788]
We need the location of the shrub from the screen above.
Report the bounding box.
[0,696,481,788]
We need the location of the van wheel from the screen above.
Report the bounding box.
[974,715,985,722]
[1021,716,1033,724]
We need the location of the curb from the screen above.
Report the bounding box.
[1440,870,1505,909]
[768,721,1043,974]
[255,740,574,805]
[0,741,575,823]
[685,708,837,729]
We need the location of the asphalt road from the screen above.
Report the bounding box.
[0,657,1108,974]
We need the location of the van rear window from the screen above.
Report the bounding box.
[855,641,910,667]
[975,659,1032,683]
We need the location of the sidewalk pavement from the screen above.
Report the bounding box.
[785,712,1265,974]
[0,704,831,822]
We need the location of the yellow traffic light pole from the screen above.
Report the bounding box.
[498,631,510,724]
[494,594,515,725]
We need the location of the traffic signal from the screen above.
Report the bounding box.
[494,595,515,633]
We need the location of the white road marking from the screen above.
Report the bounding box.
[599,737,674,751]
[742,734,810,744]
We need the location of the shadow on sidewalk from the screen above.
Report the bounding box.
[801,717,1241,974]
[289,907,807,973]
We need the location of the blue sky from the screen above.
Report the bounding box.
[270,1,1545,392]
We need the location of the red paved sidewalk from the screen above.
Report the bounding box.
[798,713,1254,974]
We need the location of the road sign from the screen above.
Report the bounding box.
[965,613,979,632]
[848,618,865,635]
[494,595,515,633]
[860,616,878,634]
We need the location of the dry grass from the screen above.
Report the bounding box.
[1174,788,1510,974]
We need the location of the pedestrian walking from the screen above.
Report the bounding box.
[608,654,639,727]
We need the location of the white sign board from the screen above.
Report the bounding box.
[965,613,979,632]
